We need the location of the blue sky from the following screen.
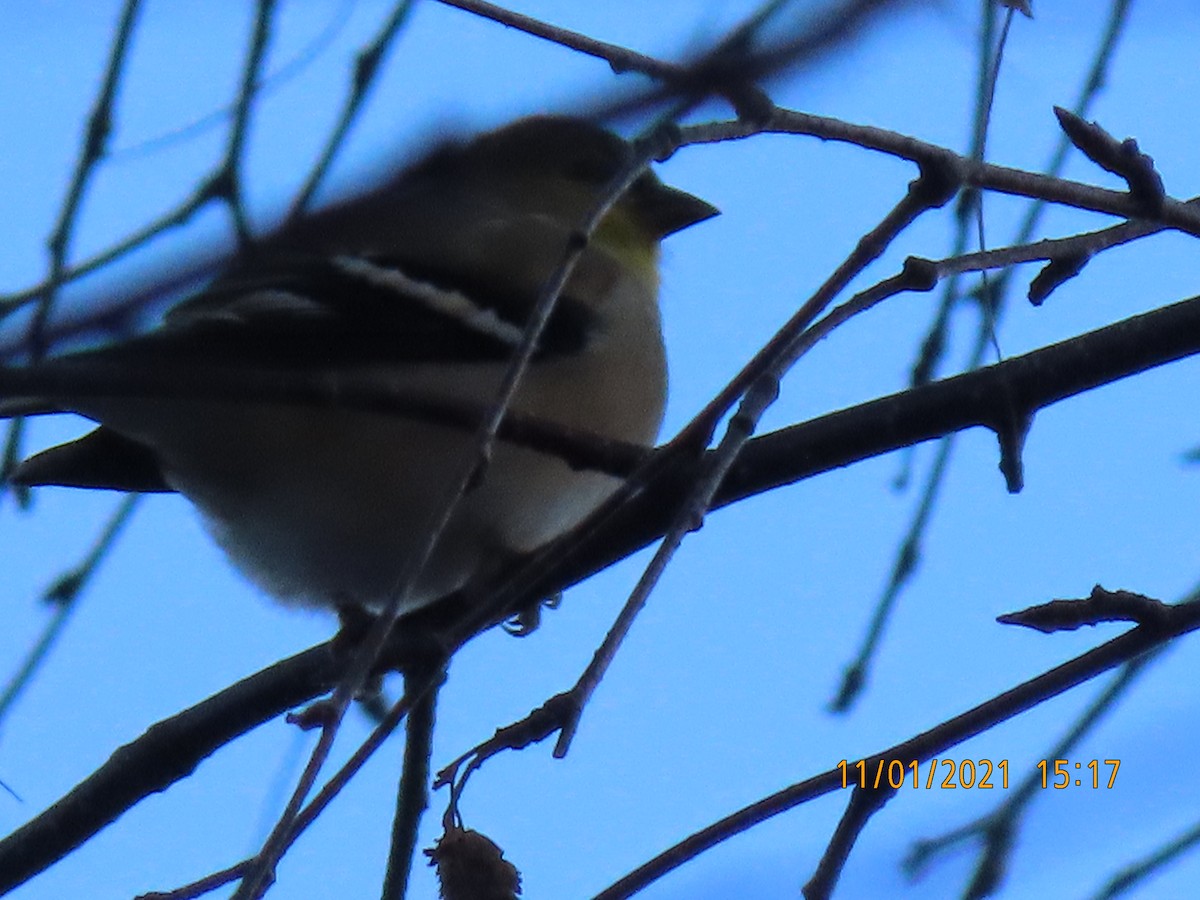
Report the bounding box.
[4,2,1200,898]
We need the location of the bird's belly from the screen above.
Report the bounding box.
[149,406,620,612]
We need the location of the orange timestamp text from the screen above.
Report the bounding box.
[837,758,1123,791]
[1036,758,1120,789]
[837,758,1009,790]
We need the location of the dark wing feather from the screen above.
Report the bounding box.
[143,254,595,369]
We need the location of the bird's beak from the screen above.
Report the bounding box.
[647,185,720,238]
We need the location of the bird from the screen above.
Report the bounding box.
[5,115,718,617]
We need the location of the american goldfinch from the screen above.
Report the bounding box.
[7,116,717,614]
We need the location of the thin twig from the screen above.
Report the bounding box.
[287,1,418,218]
[0,495,140,726]
[24,0,144,357]
[212,0,278,246]
[381,665,443,900]
[433,0,685,81]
